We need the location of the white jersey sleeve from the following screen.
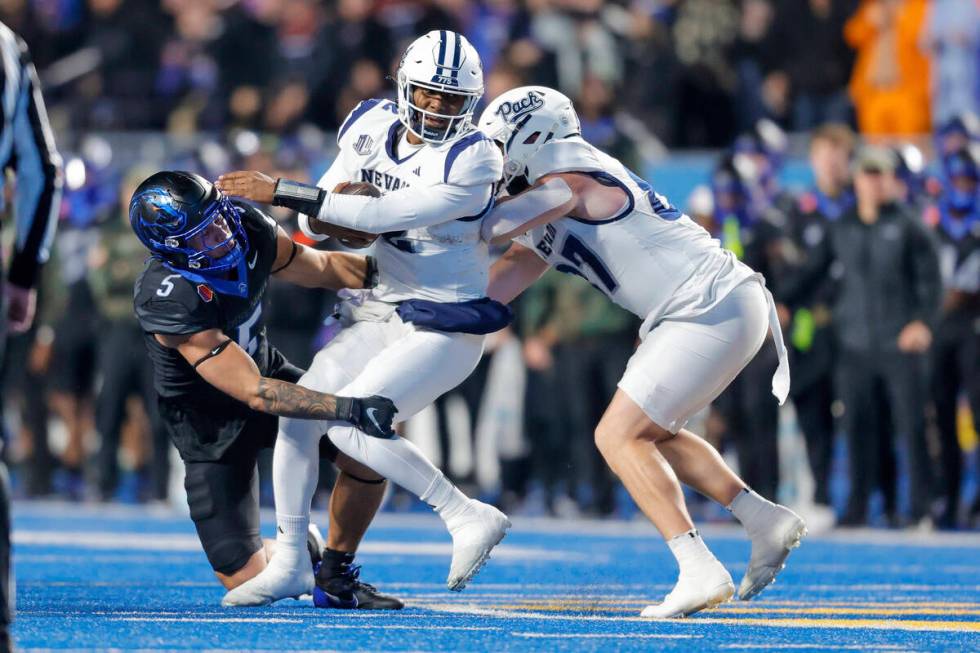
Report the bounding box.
[315,130,502,233]
[298,99,390,241]
[525,138,604,184]
[444,131,503,187]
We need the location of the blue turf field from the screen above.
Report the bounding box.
[10,502,980,651]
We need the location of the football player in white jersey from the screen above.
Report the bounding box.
[215,30,510,607]
[478,87,806,619]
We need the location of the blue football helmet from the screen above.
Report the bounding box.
[130,170,251,297]
[712,153,761,227]
[941,145,980,215]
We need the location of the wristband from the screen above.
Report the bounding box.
[364,256,379,288]
[335,396,356,423]
[273,178,326,217]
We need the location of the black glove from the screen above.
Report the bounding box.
[335,395,397,438]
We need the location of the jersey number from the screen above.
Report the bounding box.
[237,304,262,355]
[156,274,182,297]
[555,234,618,296]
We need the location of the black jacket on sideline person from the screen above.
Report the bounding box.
[779,202,942,354]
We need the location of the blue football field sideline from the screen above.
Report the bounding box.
[9,502,980,651]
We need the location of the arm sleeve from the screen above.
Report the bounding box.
[6,41,64,290]
[314,135,502,233]
[316,181,494,233]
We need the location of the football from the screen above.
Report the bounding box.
[313,182,380,248]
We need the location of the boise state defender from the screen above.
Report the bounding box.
[131,171,402,609]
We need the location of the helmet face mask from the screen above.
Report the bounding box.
[396,31,484,144]
[130,171,251,296]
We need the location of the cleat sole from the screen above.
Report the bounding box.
[447,518,511,592]
[738,519,808,601]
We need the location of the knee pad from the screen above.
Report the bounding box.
[202,533,263,576]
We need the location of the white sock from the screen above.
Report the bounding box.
[271,417,323,564]
[274,513,309,568]
[421,474,470,522]
[727,488,773,532]
[667,529,716,575]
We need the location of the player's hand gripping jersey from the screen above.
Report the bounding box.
[299,98,503,303]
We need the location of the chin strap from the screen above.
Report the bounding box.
[164,255,250,298]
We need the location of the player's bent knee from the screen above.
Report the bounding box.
[593,422,623,458]
[203,533,264,576]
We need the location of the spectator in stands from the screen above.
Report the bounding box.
[770,0,856,130]
[729,0,788,130]
[782,145,941,526]
[510,271,578,515]
[920,0,980,128]
[91,168,170,502]
[576,75,641,173]
[669,0,740,146]
[42,154,108,499]
[527,0,621,101]
[844,0,931,136]
[73,0,170,129]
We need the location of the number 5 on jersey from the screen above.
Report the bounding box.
[237,304,262,356]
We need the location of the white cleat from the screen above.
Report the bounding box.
[738,503,807,601]
[445,500,511,591]
[221,557,314,607]
[640,559,734,619]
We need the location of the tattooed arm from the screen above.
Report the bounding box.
[155,329,396,437]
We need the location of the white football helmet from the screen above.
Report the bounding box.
[478,86,580,185]
[396,30,484,144]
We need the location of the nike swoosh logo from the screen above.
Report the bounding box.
[210,345,223,356]
[321,589,358,609]
[365,407,385,434]
[248,252,258,269]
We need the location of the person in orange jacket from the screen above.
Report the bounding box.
[845,0,931,136]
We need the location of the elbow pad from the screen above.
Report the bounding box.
[481,177,573,242]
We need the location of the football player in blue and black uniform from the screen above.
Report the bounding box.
[131,170,402,609]
[928,145,980,528]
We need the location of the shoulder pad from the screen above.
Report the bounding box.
[444,131,503,186]
[238,201,278,238]
[526,138,605,184]
[337,98,398,146]
[135,265,220,335]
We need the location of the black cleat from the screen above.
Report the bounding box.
[312,562,404,610]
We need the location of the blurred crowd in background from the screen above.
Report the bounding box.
[0,0,978,531]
